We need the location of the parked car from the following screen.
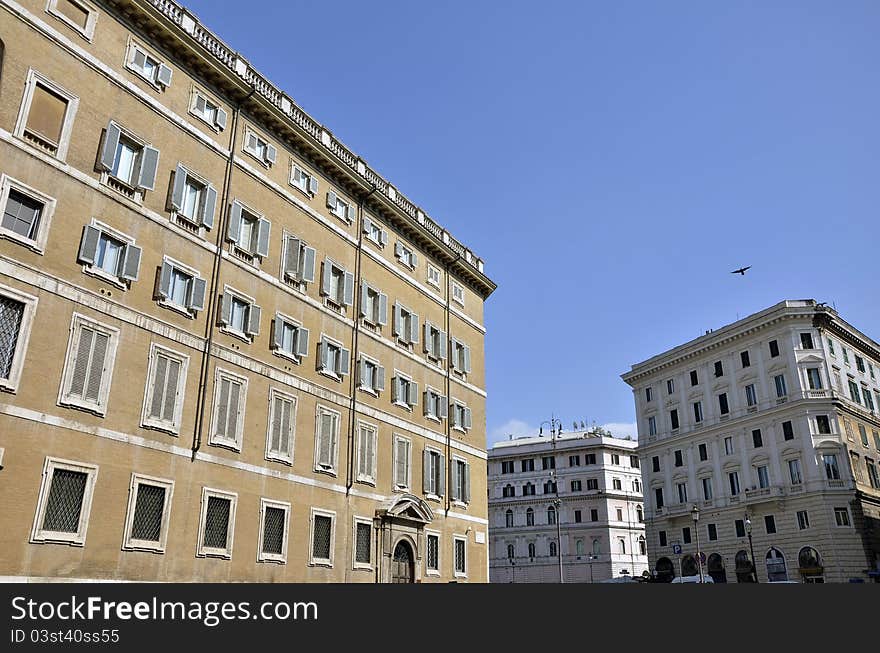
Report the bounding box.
[670,575,715,583]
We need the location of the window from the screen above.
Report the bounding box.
[392,373,418,410]
[724,436,734,455]
[682,527,691,544]
[569,455,581,467]
[570,480,582,492]
[648,416,657,436]
[714,361,724,377]
[309,508,336,566]
[636,505,644,521]
[735,519,745,538]
[359,282,389,328]
[834,507,850,527]
[693,401,703,423]
[393,435,412,491]
[670,409,679,430]
[78,222,142,287]
[451,458,471,504]
[156,258,206,315]
[654,488,664,509]
[423,448,445,497]
[542,456,556,470]
[522,459,535,472]
[574,510,582,523]
[426,533,440,573]
[630,455,640,468]
[15,69,78,159]
[356,422,378,485]
[757,465,770,489]
[862,387,875,411]
[797,510,810,530]
[423,321,447,361]
[209,368,247,451]
[674,450,683,467]
[189,89,227,131]
[856,356,866,373]
[314,406,341,475]
[169,164,217,229]
[326,190,354,222]
[526,508,535,525]
[823,454,840,480]
[611,453,620,465]
[800,332,814,349]
[358,356,386,395]
[121,474,174,553]
[451,282,465,306]
[98,121,159,198]
[317,336,351,380]
[543,480,557,494]
[423,387,447,421]
[547,506,557,525]
[645,386,653,402]
[807,368,823,391]
[528,542,536,558]
[258,499,290,564]
[47,0,98,40]
[501,461,514,474]
[362,216,387,247]
[652,456,660,472]
[591,508,600,522]
[0,177,54,252]
[728,471,740,496]
[859,424,869,446]
[613,478,622,491]
[451,400,473,432]
[701,477,713,500]
[289,163,318,196]
[282,235,317,286]
[219,288,261,340]
[843,347,850,364]
[585,453,596,465]
[31,457,98,546]
[353,519,372,569]
[227,201,270,260]
[690,370,698,386]
[866,459,880,489]
[752,429,763,448]
[59,313,119,415]
[769,340,779,357]
[707,523,718,541]
[875,431,880,451]
[773,374,787,399]
[271,314,309,364]
[454,537,467,577]
[718,392,729,415]
[586,478,599,490]
[393,302,420,346]
[781,420,794,441]
[243,126,277,167]
[634,479,641,493]
[265,389,297,464]
[450,338,472,374]
[394,241,418,269]
[659,531,667,547]
[816,415,832,435]
[698,443,708,461]
[426,264,441,288]
[667,379,675,394]
[0,284,37,392]
[788,459,802,485]
[141,344,188,434]
[745,384,757,407]
[126,41,173,89]
[676,482,688,503]
[741,351,750,368]
[196,488,237,558]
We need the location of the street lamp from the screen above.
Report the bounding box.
[509,556,516,584]
[587,554,598,583]
[691,504,704,583]
[745,513,759,583]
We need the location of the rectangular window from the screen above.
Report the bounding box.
[126,40,173,89]
[451,400,472,432]
[0,175,56,253]
[423,387,448,420]
[450,338,472,374]
[265,389,297,464]
[667,379,675,394]
[31,457,98,546]
[856,356,866,373]
[190,89,227,131]
[59,313,119,415]
[714,361,724,377]
[728,471,740,496]
[849,381,862,404]
[394,302,420,347]
[360,282,389,328]
[800,332,814,349]
[451,458,471,504]
[454,537,467,576]
[315,406,341,474]
[362,216,387,247]
[823,454,840,480]
[859,424,869,447]
[611,454,620,466]
[782,421,794,441]
[630,455,640,469]
[757,465,770,488]
[648,416,657,436]
[788,459,802,485]
[862,388,875,412]
[423,448,445,497]
[574,509,582,523]
[707,523,717,541]
[866,459,880,489]
[47,0,97,39]
[670,409,679,430]
[122,474,174,552]
[197,488,237,558]
[807,368,823,391]
[169,164,217,228]
[271,314,309,363]
[15,69,79,159]
[587,478,599,490]
[764,515,776,534]
[834,507,850,527]
[585,453,596,465]
[358,356,385,395]
[677,482,688,504]
[354,519,372,568]
[701,477,713,500]
[394,241,418,269]
[289,163,318,196]
[155,258,206,316]
[774,374,787,398]
[816,415,832,435]
[735,519,745,538]
[326,190,355,222]
[690,370,698,386]
[452,283,465,306]
[645,386,653,402]
[674,450,683,467]
[426,533,440,573]
[318,336,351,380]
[752,429,763,448]
[141,344,188,434]
[682,527,691,544]
[98,122,159,197]
[745,384,757,407]
[282,235,317,286]
[393,373,419,410]
[209,369,247,450]
[741,351,750,368]
[356,422,378,485]
[659,531,667,547]
[310,509,336,566]
[522,459,535,472]
[724,436,735,455]
[258,499,290,564]
[698,443,708,461]
[714,393,728,416]
[570,480,583,493]
[654,488,664,509]
[769,340,779,357]
[797,510,810,530]
[693,401,703,423]
[569,455,581,467]
[393,436,412,491]
[652,456,660,472]
[243,126,277,167]
[423,321,447,361]
[78,222,143,287]
[0,284,37,392]
[426,264,441,288]
[227,202,270,260]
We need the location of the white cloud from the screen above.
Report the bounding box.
[601,422,638,439]
[488,418,535,446]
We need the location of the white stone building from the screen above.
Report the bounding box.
[488,428,648,583]
[623,300,880,583]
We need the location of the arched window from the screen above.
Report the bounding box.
[766,547,787,582]
[503,484,514,498]
[634,479,641,493]
[547,505,557,525]
[636,505,644,522]
[528,542,536,558]
[638,536,646,555]
[576,539,585,556]
[655,556,675,582]
[526,507,534,526]
[618,538,626,554]
[544,480,557,494]
[505,509,514,527]
[798,547,822,570]
[681,554,697,576]
[523,482,535,496]
[707,553,727,583]
[735,549,756,583]
[592,539,601,555]
[507,543,515,560]
[549,541,557,557]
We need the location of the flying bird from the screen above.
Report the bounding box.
[731,266,751,276]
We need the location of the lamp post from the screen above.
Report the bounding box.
[541,414,565,584]
[745,513,759,583]
[509,556,516,584]
[588,553,597,583]
[691,504,704,583]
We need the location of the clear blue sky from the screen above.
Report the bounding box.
[183,0,880,445]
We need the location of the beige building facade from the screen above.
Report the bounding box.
[0,0,495,582]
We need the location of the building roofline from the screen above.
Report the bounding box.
[488,431,638,456]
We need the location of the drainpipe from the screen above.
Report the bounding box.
[444,253,462,516]
[191,86,255,460]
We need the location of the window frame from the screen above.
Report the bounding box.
[168,163,216,231]
[395,241,418,270]
[453,534,468,578]
[46,0,99,41]
[208,367,248,451]
[156,256,204,318]
[357,354,384,396]
[257,498,290,564]
[0,175,55,254]
[392,434,413,492]
[219,285,260,342]
[140,342,189,435]
[451,282,465,307]
[242,124,277,167]
[57,312,120,416]
[317,334,350,381]
[352,515,374,571]
[0,282,38,393]
[14,69,79,162]
[265,387,297,465]
[79,219,141,290]
[289,162,318,197]
[124,38,173,90]
[196,487,237,559]
[309,507,336,567]
[425,530,441,576]
[30,456,98,546]
[188,87,227,132]
[833,506,851,528]
[121,473,174,553]
[326,190,354,223]
[314,404,341,476]
[392,370,418,411]
[355,420,379,486]
[271,311,309,365]
[426,264,441,288]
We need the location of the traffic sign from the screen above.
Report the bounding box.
[672,544,682,555]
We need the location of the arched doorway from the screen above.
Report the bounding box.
[735,549,756,583]
[766,548,788,582]
[707,553,727,583]
[656,556,675,582]
[798,547,824,583]
[681,554,698,576]
[392,540,414,583]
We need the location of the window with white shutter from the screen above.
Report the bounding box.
[426,265,441,288]
[122,473,174,553]
[156,258,206,316]
[317,336,350,380]
[423,321,447,361]
[209,368,247,451]
[310,508,336,566]
[393,302,419,349]
[168,164,216,231]
[97,121,158,202]
[77,221,142,289]
[393,435,412,491]
[451,457,471,505]
[326,190,355,223]
[314,406,340,475]
[189,88,227,132]
[359,281,388,329]
[141,344,188,434]
[47,0,98,41]
[197,487,237,558]
[356,422,378,485]
[0,283,38,392]
[450,338,472,375]
[243,126,276,167]
[423,387,448,421]
[227,201,270,262]
[394,241,418,269]
[30,457,98,546]
[218,288,261,341]
[290,163,318,196]
[423,448,445,498]
[59,313,119,415]
[321,258,354,310]
[392,372,418,410]
[450,400,472,432]
[353,518,373,569]
[265,389,297,464]
[14,69,79,160]
[271,313,309,364]
[451,282,465,307]
[125,40,173,89]
[362,216,387,247]
[282,234,316,288]
[258,499,290,564]
[357,356,385,395]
